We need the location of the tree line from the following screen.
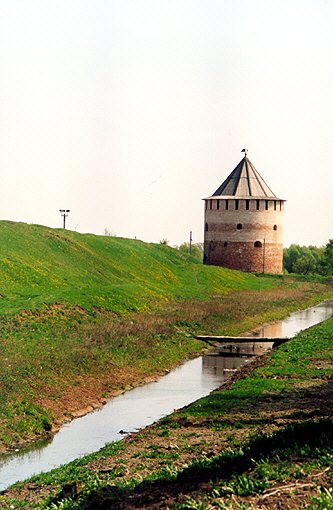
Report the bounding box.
[283,239,333,275]
[169,238,333,276]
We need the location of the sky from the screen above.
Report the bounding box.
[0,0,332,247]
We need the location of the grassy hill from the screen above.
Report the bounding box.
[0,221,331,451]
[0,221,269,315]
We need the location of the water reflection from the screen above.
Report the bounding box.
[250,302,333,338]
[250,321,283,338]
[212,341,274,356]
[0,301,332,491]
[202,353,250,374]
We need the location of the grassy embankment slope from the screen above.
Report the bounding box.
[0,220,269,315]
[0,220,331,453]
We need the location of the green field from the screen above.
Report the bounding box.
[0,220,331,453]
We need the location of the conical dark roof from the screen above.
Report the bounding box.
[211,156,278,199]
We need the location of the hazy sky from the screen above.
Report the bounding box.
[0,0,332,247]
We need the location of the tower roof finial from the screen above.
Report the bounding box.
[211,152,281,198]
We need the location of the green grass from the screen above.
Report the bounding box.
[0,220,277,446]
[0,220,332,463]
[178,317,333,422]
[4,318,333,509]
[10,419,333,510]
[167,420,333,510]
[0,221,271,316]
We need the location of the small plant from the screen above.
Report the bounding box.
[253,458,275,480]
[45,500,79,510]
[308,487,333,509]
[171,496,211,509]
[157,428,170,437]
[218,473,269,496]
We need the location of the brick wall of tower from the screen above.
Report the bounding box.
[204,198,284,274]
[204,241,283,273]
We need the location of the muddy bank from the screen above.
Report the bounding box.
[0,366,187,455]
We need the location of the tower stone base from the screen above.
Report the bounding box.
[204,241,283,274]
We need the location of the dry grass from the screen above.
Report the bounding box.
[84,282,332,345]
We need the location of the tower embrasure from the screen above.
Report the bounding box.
[203,152,285,274]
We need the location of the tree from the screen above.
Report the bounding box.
[283,243,327,275]
[178,242,203,262]
[104,228,116,237]
[292,252,316,274]
[283,240,326,275]
[283,244,302,273]
[321,239,333,275]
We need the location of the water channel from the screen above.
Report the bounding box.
[1,301,333,490]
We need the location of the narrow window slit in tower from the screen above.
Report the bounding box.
[210,200,212,210]
[273,225,277,231]
[235,199,239,210]
[265,200,268,210]
[246,200,249,210]
[205,223,208,232]
[225,200,229,210]
[217,200,220,210]
[274,201,277,210]
[256,200,260,210]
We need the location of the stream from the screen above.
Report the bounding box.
[1,300,333,490]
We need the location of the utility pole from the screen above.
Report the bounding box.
[189,230,193,255]
[59,209,70,229]
[262,235,266,274]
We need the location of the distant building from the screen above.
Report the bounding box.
[203,152,285,274]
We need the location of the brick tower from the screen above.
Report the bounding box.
[203,151,285,274]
